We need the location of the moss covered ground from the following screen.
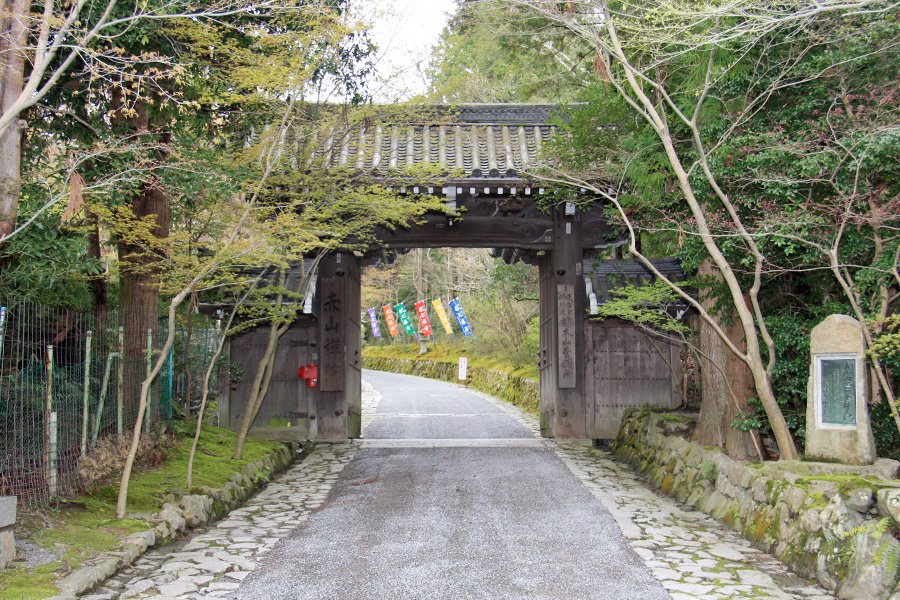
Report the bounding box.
[1,424,281,600]
[362,342,539,382]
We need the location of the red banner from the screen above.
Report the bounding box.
[415,301,433,336]
[382,305,400,336]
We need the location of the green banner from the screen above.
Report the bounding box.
[394,303,416,335]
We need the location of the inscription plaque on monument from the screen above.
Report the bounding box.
[820,357,857,426]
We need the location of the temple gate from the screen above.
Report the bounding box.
[216,105,683,441]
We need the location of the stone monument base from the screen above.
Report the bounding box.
[0,496,16,569]
[805,314,875,466]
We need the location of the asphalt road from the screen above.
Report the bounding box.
[233,370,670,600]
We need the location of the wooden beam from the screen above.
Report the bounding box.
[373,213,625,250]
[375,215,554,249]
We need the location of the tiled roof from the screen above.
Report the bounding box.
[283,104,566,181]
[583,259,689,311]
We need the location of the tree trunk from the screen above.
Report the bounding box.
[112,93,170,420]
[693,261,762,459]
[118,176,171,357]
[86,206,108,316]
[0,0,28,242]
[116,288,192,518]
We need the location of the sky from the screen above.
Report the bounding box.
[354,0,458,100]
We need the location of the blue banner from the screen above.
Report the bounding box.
[449,298,474,337]
[367,308,381,338]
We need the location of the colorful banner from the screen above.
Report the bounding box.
[414,301,433,336]
[394,303,416,335]
[432,298,454,335]
[449,298,474,337]
[382,305,399,336]
[367,308,381,338]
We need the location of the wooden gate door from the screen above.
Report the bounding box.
[585,319,680,439]
[221,325,312,437]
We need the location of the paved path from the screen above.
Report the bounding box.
[81,370,836,600]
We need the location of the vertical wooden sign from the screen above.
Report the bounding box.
[320,278,345,392]
[557,284,576,388]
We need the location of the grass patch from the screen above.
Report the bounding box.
[1,424,282,599]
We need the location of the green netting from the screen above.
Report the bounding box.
[0,302,222,507]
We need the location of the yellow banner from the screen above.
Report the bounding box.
[432,299,454,335]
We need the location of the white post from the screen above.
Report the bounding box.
[117,327,124,436]
[92,353,117,445]
[49,412,58,496]
[0,306,7,363]
[44,345,54,492]
[458,356,468,388]
[81,331,93,456]
[145,328,153,433]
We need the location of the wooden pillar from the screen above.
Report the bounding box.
[219,337,232,428]
[345,254,363,438]
[541,204,587,439]
[538,255,556,437]
[314,252,361,440]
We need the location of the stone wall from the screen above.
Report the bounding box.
[362,357,539,415]
[614,409,900,600]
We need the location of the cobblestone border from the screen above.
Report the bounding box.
[556,444,835,600]
[373,370,838,600]
[49,441,298,600]
[74,383,383,600]
[72,375,840,600]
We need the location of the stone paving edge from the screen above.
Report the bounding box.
[47,441,300,600]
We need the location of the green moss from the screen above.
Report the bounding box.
[724,506,741,527]
[766,479,788,504]
[363,343,539,382]
[659,413,685,422]
[1,424,285,599]
[0,566,62,599]
[794,474,883,496]
[805,492,828,509]
[781,535,819,578]
[0,507,150,598]
[821,538,852,581]
[661,473,675,492]
[743,511,775,544]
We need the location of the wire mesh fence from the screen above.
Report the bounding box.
[0,302,222,507]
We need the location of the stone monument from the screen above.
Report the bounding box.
[0,496,15,568]
[806,314,875,465]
